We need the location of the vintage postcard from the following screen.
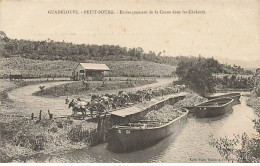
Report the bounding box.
[0,0,259,163]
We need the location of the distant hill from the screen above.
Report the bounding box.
[218,57,260,69]
[244,68,257,73]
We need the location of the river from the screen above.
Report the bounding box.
[25,93,258,163]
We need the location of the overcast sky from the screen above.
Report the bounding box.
[0,0,259,67]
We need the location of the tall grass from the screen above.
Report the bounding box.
[33,79,156,97]
[0,116,97,162]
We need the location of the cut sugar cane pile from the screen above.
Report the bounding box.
[173,93,207,108]
[143,105,183,122]
[143,93,207,122]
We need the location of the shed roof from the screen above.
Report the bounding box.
[78,63,110,71]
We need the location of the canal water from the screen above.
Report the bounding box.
[28,93,258,163]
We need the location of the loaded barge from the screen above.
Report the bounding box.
[108,108,188,152]
[194,97,233,118]
[107,93,188,152]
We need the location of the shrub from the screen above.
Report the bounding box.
[13,131,47,151]
[68,125,89,143]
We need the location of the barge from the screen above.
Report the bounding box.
[108,108,189,152]
[194,97,234,118]
[206,93,241,102]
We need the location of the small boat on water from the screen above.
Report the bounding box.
[108,108,189,152]
[206,93,241,102]
[194,97,233,118]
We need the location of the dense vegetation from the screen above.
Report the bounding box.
[176,57,217,96]
[0,31,252,76]
[176,56,255,96]
[215,75,255,90]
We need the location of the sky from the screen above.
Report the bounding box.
[0,0,260,67]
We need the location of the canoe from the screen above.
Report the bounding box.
[107,108,189,152]
[206,93,241,102]
[194,97,233,118]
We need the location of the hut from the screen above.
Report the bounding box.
[72,63,110,81]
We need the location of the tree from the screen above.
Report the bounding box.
[176,58,216,96]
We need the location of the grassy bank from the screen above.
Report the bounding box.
[0,79,103,163]
[247,95,260,116]
[0,116,98,163]
[33,79,156,98]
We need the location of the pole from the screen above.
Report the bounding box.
[39,110,42,121]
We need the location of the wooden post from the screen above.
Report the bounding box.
[39,110,42,121]
[48,110,53,120]
[31,113,34,120]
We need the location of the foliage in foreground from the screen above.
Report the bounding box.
[209,121,260,163]
[0,117,96,162]
[209,95,260,163]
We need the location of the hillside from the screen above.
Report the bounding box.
[0,57,176,78]
[0,31,252,76]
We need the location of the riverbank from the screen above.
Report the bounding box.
[208,93,259,163]
[0,79,93,162]
[0,116,98,163]
[246,95,260,116]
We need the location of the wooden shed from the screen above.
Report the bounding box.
[72,63,110,81]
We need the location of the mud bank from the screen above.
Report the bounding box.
[246,95,260,116]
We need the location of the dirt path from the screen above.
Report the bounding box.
[8,81,72,118]
[8,78,175,118]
